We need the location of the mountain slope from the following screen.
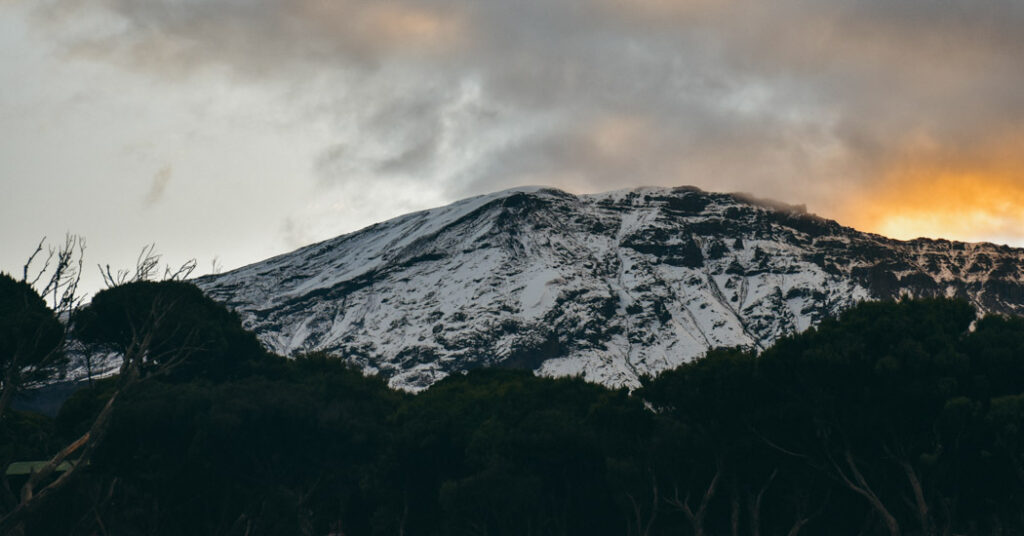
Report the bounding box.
[196,186,1024,390]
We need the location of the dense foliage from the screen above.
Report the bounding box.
[4,281,1024,535]
[0,274,65,414]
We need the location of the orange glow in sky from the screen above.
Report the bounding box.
[825,129,1024,246]
[836,173,1024,246]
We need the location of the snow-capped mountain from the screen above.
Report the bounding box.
[196,186,1024,390]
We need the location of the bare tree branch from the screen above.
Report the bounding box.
[99,244,198,289]
[164,258,197,282]
[21,238,46,286]
[665,457,723,536]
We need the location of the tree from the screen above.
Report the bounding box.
[641,348,770,536]
[1,235,85,421]
[75,280,266,381]
[0,289,155,532]
[759,299,976,536]
[0,278,257,534]
[0,276,63,423]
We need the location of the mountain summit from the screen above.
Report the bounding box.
[196,186,1024,390]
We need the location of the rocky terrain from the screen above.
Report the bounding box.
[195,186,1024,390]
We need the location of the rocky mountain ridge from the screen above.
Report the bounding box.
[196,186,1024,390]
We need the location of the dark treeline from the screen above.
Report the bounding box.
[4,276,1024,535]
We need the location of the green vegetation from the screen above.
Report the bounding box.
[4,279,1024,535]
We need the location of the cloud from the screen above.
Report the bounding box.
[23,0,1024,244]
[31,0,466,76]
[836,128,1024,242]
[143,164,172,207]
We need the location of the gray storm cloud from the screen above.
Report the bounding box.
[25,0,1024,241]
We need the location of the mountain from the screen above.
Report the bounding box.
[195,186,1024,390]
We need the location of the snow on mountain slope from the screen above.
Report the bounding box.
[196,186,1024,390]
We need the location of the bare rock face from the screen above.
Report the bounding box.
[195,186,1024,390]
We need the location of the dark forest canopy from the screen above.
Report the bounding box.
[4,280,1024,535]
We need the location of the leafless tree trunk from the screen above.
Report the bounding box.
[398,488,409,536]
[755,422,900,536]
[880,441,936,536]
[626,473,658,536]
[827,449,901,536]
[787,517,811,536]
[900,459,934,536]
[665,458,723,536]
[785,484,830,536]
[746,468,777,536]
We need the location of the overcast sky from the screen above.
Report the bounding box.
[3,0,1024,296]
